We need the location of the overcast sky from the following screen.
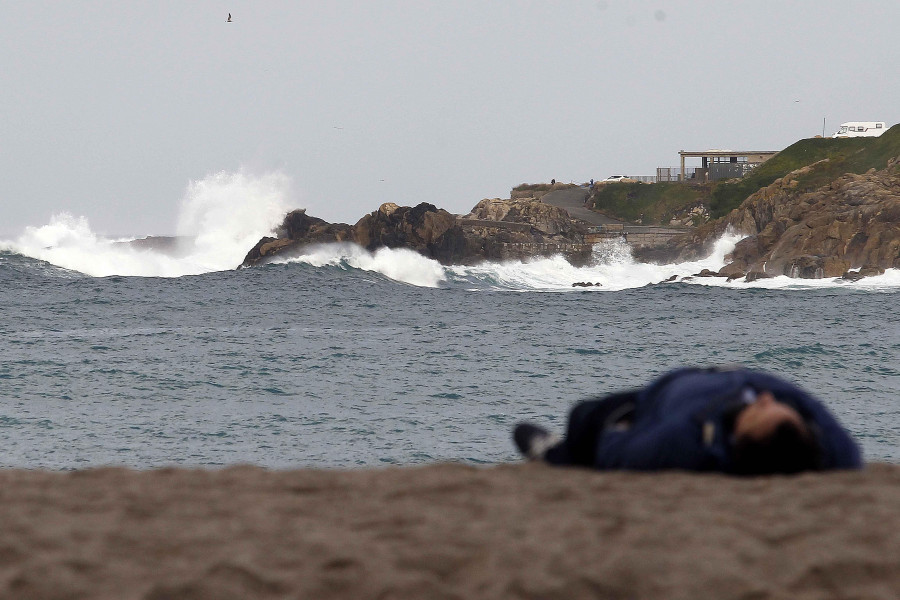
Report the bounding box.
[2,1,898,237]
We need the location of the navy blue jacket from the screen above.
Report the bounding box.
[594,368,862,471]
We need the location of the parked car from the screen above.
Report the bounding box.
[601,175,636,183]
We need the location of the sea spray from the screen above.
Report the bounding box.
[176,170,293,271]
[6,213,190,278]
[2,170,293,277]
[14,213,96,250]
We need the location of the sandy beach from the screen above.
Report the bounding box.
[0,463,898,599]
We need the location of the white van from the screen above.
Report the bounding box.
[832,121,887,138]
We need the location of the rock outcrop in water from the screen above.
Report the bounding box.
[241,198,593,268]
[636,157,900,280]
[240,210,355,267]
[118,236,194,257]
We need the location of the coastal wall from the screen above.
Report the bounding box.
[625,226,687,247]
[585,225,684,248]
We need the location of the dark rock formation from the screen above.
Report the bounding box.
[241,199,593,268]
[744,271,775,283]
[352,202,471,263]
[841,265,886,281]
[635,157,900,279]
[242,210,353,267]
[694,269,726,278]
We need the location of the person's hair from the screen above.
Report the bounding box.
[731,421,822,475]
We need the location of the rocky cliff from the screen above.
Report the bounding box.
[636,157,900,280]
[241,198,592,268]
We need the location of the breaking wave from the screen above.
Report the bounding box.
[0,170,292,278]
[273,243,448,288]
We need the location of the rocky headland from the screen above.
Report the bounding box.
[240,126,900,280]
[241,194,593,268]
[636,156,900,280]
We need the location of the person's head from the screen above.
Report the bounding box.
[731,391,821,475]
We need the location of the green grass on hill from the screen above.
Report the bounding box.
[591,182,705,225]
[709,123,900,217]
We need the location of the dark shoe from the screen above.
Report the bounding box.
[513,423,560,461]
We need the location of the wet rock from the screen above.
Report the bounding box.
[695,269,726,277]
[744,271,774,283]
[241,210,353,267]
[841,265,887,281]
[717,263,748,280]
[241,199,592,267]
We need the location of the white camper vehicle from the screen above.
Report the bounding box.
[832,121,887,138]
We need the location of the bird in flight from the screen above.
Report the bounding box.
[227,13,232,22]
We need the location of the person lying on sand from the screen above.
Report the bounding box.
[513,367,862,474]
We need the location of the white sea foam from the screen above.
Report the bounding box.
[2,170,292,277]
[448,232,900,291]
[275,243,448,288]
[448,232,744,291]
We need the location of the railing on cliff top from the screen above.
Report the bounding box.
[656,167,700,183]
[598,163,760,184]
[594,169,705,183]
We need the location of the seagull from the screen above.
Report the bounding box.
[227,13,232,22]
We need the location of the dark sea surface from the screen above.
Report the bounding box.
[1,247,898,470]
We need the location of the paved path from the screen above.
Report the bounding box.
[541,187,622,226]
[542,187,687,244]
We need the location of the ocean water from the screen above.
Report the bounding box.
[2,172,899,470]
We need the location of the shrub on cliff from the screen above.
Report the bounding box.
[590,182,705,225]
[512,182,578,193]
